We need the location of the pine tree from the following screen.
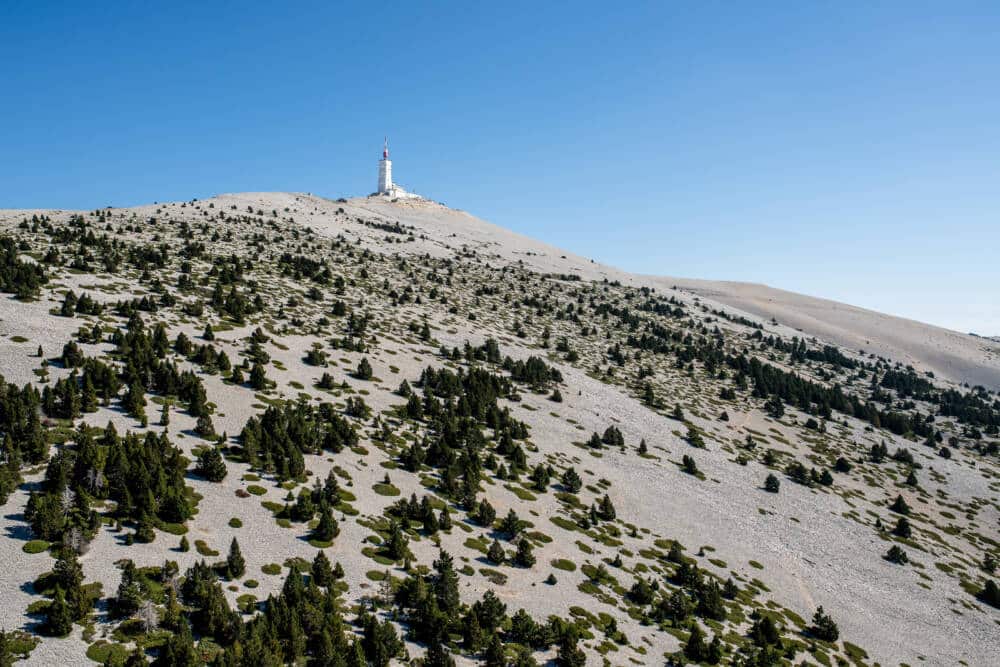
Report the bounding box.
[885,545,908,564]
[684,622,708,662]
[488,539,506,565]
[196,447,227,482]
[556,629,586,667]
[0,630,11,667]
[682,454,699,475]
[707,634,723,664]
[114,560,142,618]
[484,632,505,667]
[438,506,452,531]
[500,509,522,538]
[227,538,246,579]
[312,550,334,588]
[810,606,839,641]
[123,380,146,420]
[249,362,268,390]
[977,579,1000,608]
[195,413,216,438]
[514,538,536,567]
[764,473,780,493]
[685,425,706,448]
[46,587,74,636]
[355,357,373,380]
[462,611,483,652]
[889,494,910,515]
[597,494,616,521]
[384,520,407,560]
[154,619,197,666]
[893,516,912,539]
[314,503,340,542]
[561,467,582,493]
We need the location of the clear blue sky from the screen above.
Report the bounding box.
[2,2,998,334]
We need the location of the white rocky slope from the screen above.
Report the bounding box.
[337,194,1000,390]
[0,192,996,667]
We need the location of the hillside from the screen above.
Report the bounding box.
[665,279,1000,392]
[0,192,996,666]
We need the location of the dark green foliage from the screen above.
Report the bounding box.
[304,347,327,366]
[383,520,407,560]
[707,633,723,664]
[502,355,562,389]
[27,426,191,545]
[196,447,228,482]
[388,493,441,533]
[628,578,656,605]
[476,499,497,527]
[885,545,908,564]
[892,516,912,539]
[682,454,699,476]
[530,463,551,491]
[685,425,706,448]
[113,560,142,618]
[555,628,586,667]
[601,425,625,447]
[499,509,523,538]
[0,629,14,667]
[889,494,910,515]
[355,357,373,380]
[561,467,582,493]
[684,623,707,662]
[977,579,1000,608]
[513,540,534,568]
[983,553,997,575]
[0,375,46,502]
[226,538,246,578]
[0,236,48,298]
[239,401,358,479]
[44,587,74,636]
[748,613,782,647]
[314,503,340,542]
[249,362,269,390]
[809,606,839,641]
[311,551,334,588]
[105,429,193,525]
[764,474,780,493]
[596,494,616,521]
[487,539,506,565]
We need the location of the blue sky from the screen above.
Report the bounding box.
[2,2,998,333]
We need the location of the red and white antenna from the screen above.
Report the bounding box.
[383,136,389,159]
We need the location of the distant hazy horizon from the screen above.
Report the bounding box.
[1,2,997,334]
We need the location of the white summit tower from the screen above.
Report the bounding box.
[377,137,392,194]
[374,137,422,199]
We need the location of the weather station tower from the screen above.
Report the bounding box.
[377,137,392,195]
